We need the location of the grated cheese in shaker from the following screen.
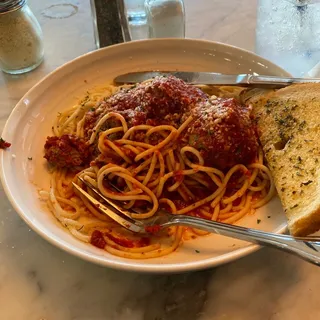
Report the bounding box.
[0,0,44,74]
[145,0,185,38]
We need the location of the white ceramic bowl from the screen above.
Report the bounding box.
[0,39,289,273]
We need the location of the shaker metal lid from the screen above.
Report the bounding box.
[0,0,26,14]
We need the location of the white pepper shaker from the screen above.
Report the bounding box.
[0,0,44,74]
[144,0,185,38]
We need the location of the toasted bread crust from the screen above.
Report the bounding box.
[245,84,320,236]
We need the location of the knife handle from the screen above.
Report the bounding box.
[247,74,320,88]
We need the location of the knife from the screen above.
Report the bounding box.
[114,71,320,89]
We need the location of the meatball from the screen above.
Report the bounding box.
[83,75,208,136]
[180,98,258,170]
[108,75,207,116]
[44,135,91,169]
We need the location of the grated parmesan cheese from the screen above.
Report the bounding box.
[0,3,44,74]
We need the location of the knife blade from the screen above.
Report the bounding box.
[114,71,320,88]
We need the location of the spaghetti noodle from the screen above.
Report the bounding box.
[41,76,274,259]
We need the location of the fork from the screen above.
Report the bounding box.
[72,178,320,266]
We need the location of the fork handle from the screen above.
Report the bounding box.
[167,215,320,266]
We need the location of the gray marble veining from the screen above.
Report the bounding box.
[1,1,320,319]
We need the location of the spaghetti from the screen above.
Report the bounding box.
[41,76,274,259]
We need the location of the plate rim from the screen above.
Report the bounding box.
[0,38,289,273]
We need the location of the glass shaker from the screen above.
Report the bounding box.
[0,0,44,74]
[124,0,148,40]
[144,0,185,38]
[91,0,131,48]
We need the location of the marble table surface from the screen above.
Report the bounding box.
[0,0,319,319]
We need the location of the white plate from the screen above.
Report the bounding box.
[0,39,289,273]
